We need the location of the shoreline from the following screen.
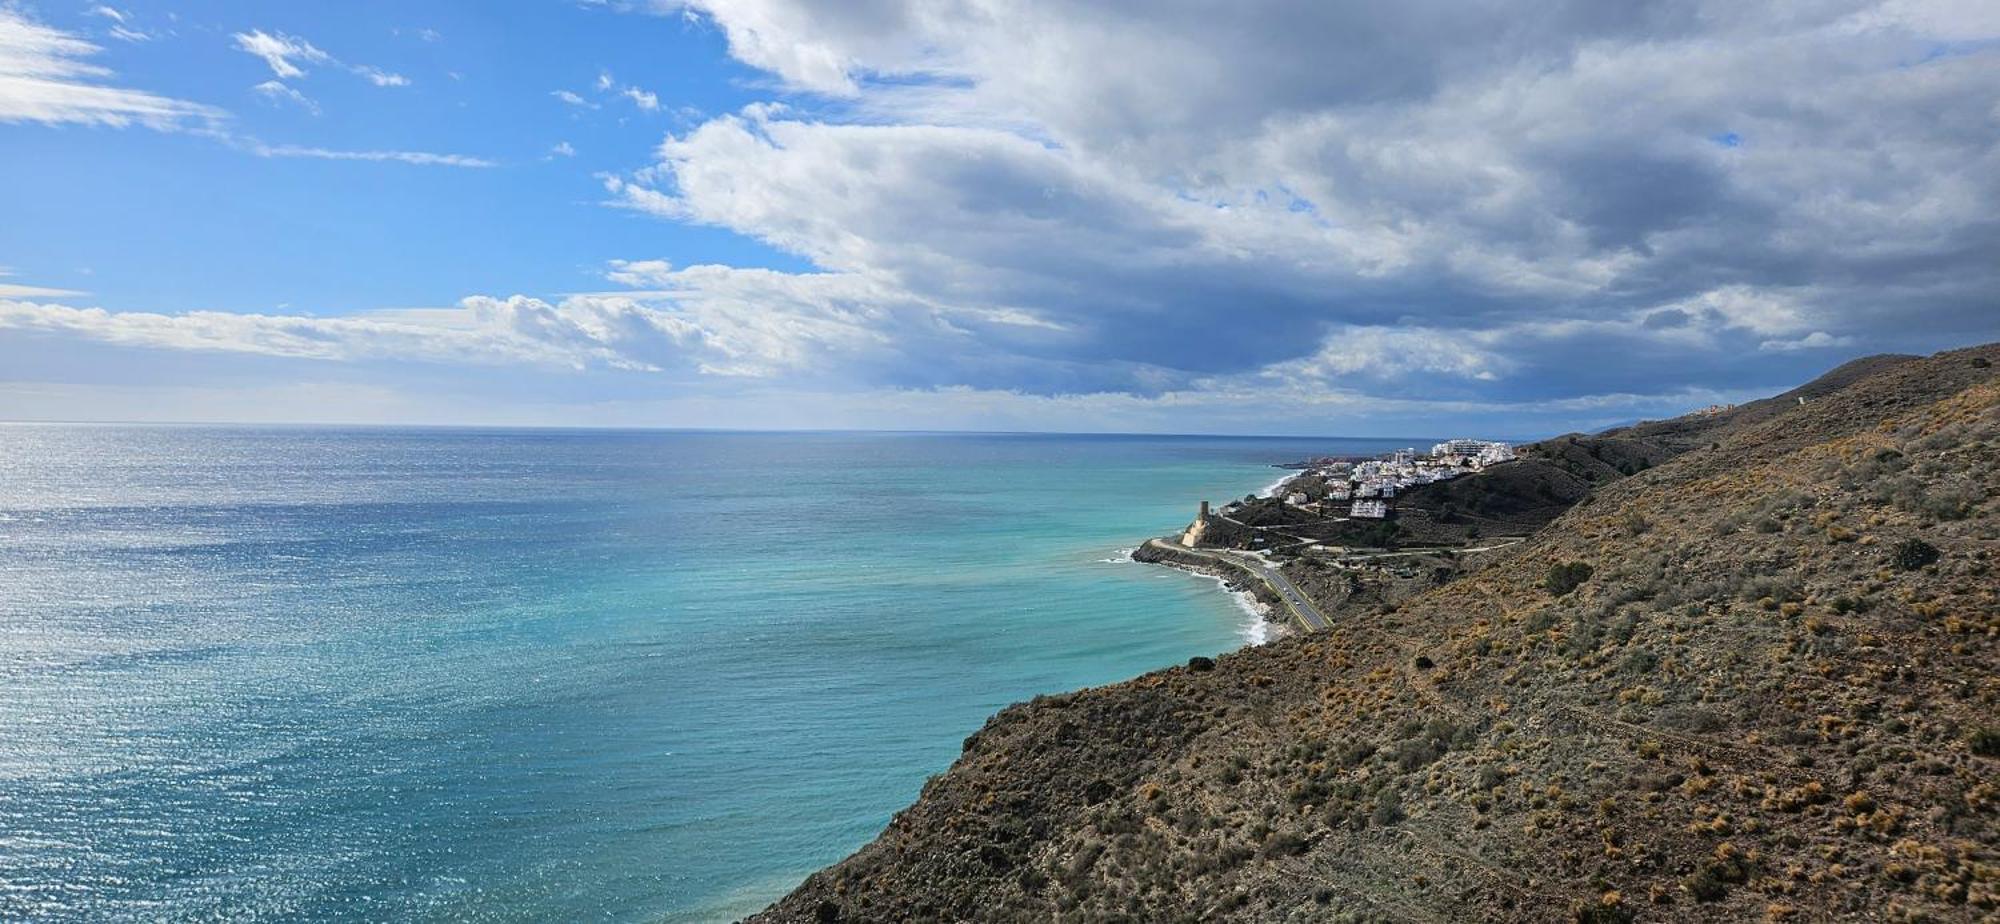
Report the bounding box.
[1131,538,1291,641]
[1127,464,1306,642]
[1254,468,1298,498]
[1188,568,1280,645]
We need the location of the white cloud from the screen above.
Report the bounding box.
[1760,331,1856,352]
[253,79,317,114]
[233,27,409,90]
[231,29,329,80]
[0,297,635,370]
[579,0,2000,406]
[0,8,218,128]
[550,140,577,158]
[13,1,2000,431]
[0,257,1056,386]
[88,7,152,42]
[0,270,86,299]
[247,142,496,168]
[354,65,409,87]
[604,259,676,287]
[1266,327,1510,384]
[621,85,660,111]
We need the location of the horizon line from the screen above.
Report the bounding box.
[0,417,1557,444]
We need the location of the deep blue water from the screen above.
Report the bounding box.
[0,426,1413,921]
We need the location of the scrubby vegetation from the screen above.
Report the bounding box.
[755,346,2000,923]
[1544,561,1595,597]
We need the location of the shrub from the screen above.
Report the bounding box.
[1546,561,1595,597]
[1968,727,2000,758]
[1371,789,1405,827]
[1687,845,1754,902]
[1686,866,1729,903]
[1259,830,1309,858]
[1891,538,1940,571]
[1574,897,1635,924]
[1475,765,1507,791]
[1897,477,1983,522]
[1620,649,1658,675]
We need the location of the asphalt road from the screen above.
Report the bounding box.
[1144,539,1330,632]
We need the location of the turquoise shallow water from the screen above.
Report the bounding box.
[0,426,1410,921]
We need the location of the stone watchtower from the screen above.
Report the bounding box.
[1181,500,1212,547]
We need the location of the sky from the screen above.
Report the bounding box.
[1,0,1996,436]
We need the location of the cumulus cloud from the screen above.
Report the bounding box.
[622,85,661,111]
[604,259,676,287]
[1,256,1106,393]
[0,8,218,128]
[582,0,2000,411]
[0,297,646,370]
[0,266,908,380]
[12,1,1999,431]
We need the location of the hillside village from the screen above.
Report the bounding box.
[1252,439,1517,521]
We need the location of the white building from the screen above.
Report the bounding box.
[1285,492,1309,506]
[1431,438,1489,458]
[1351,499,1389,519]
[1432,438,1515,464]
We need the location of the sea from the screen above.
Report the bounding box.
[0,425,1415,922]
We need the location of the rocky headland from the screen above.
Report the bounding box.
[752,345,1999,923]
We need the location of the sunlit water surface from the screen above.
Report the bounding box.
[0,426,1410,921]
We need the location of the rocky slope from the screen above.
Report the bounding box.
[1272,353,1929,549]
[752,345,1998,923]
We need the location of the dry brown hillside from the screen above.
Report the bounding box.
[752,345,2000,924]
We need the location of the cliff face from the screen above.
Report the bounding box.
[753,345,1999,923]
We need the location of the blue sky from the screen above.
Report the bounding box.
[3,1,801,312]
[2,1,1997,435]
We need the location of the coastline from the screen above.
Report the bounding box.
[1101,545,1273,643]
[1254,467,1298,498]
[1191,569,1280,645]
[1128,465,1304,642]
[1130,538,1289,640]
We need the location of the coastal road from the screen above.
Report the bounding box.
[1143,539,1330,633]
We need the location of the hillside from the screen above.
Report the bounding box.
[751,345,1998,923]
[1203,355,1924,551]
